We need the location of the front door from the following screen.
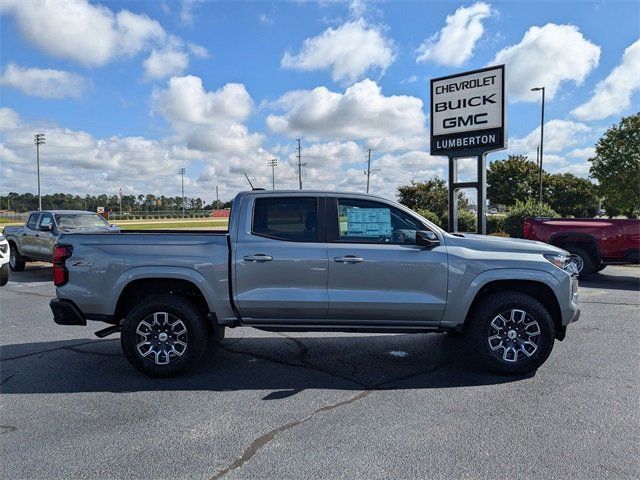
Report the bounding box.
[233,195,329,320]
[21,213,41,257]
[326,197,448,324]
[34,213,55,259]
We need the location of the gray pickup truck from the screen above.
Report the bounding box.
[3,210,118,271]
[50,191,580,377]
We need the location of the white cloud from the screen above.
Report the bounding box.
[572,39,640,121]
[179,0,203,26]
[417,2,492,66]
[567,146,596,160]
[266,79,427,151]
[151,75,264,155]
[281,19,395,83]
[1,0,165,67]
[492,24,600,101]
[0,64,88,99]
[143,45,189,80]
[509,120,592,154]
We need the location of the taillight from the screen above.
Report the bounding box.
[53,245,72,286]
[523,218,532,239]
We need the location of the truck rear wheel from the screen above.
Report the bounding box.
[0,263,9,286]
[121,295,208,377]
[467,292,555,375]
[9,243,25,272]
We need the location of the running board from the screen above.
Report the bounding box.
[95,325,122,338]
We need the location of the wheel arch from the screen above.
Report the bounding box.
[112,268,217,325]
[549,232,600,263]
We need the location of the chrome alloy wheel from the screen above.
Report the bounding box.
[9,249,16,269]
[570,254,584,273]
[136,312,188,365]
[487,309,541,363]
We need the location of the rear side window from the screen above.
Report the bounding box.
[27,214,39,229]
[252,197,318,242]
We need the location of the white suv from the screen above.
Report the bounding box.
[0,233,9,286]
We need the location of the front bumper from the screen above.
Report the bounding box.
[50,299,87,326]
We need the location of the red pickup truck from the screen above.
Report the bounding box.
[524,218,640,278]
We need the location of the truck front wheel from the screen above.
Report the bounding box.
[121,295,208,377]
[467,292,555,375]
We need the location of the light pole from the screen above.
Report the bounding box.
[531,86,545,204]
[178,168,186,217]
[34,133,45,211]
[267,158,278,190]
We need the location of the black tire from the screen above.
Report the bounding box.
[594,264,606,273]
[568,247,595,279]
[0,263,9,286]
[121,295,208,377]
[9,243,25,272]
[467,292,556,375]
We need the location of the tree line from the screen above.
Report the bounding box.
[0,192,231,213]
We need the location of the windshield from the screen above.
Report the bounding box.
[54,214,111,230]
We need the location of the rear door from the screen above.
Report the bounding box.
[20,213,41,257]
[233,194,329,320]
[326,197,448,324]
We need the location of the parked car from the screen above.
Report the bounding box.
[0,233,9,286]
[51,191,580,377]
[3,210,119,271]
[524,217,640,278]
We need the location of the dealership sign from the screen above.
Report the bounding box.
[430,65,505,156]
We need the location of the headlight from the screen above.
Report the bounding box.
[543,253,570,270]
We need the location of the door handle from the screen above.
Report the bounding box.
[22,233,27,236]
[34,234,39,238]
[243,254,273,262]
[334,255,364,263]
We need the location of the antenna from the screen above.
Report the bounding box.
[243,172,254,189]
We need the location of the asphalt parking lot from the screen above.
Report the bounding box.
[1,264,639,479]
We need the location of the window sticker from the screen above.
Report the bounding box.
[345,207,392,237]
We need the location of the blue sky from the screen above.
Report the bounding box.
[1,0,638,202]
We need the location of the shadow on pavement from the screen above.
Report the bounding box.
[6,264,52,284]
[581,268,640,292]
[0,333,531,395]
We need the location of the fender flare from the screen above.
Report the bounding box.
[441,268,563,329]
[110,266,217,314]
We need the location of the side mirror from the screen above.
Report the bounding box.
[40,223,53,232]
[416,230,439,247]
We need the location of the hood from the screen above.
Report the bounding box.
[445,233,566,255]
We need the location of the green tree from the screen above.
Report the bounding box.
[487,155,543,206]
[589,113,640,217]
[545,173,598,217]
[397,177,467,220]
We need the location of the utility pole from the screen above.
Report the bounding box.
[536,145,540,167]
[178,168,186,217]
[216,185,219,209]
[363,148,379,193]
[531,86,545,204]
[267,158,278,190]
[296,139,303,190]
[118,187,123,218]
[34,133,45,211]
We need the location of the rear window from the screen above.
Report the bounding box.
[252,197,318,242]
[27,214,39,229]
[54,213,110,230]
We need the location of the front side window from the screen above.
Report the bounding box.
[337,199,424,244]
[252,197,318,242]
[27,214,39,230]
[39,213,53,230]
